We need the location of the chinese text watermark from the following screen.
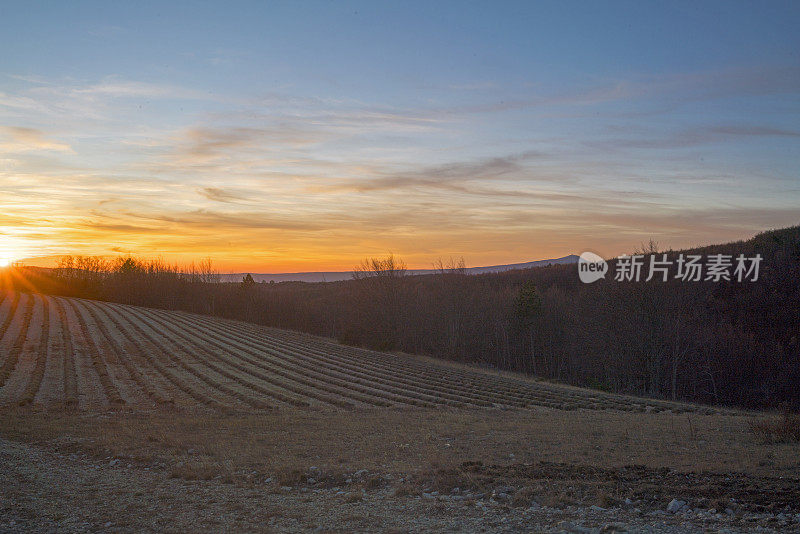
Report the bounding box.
[578,252,762,284]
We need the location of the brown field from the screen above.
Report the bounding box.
[0,290,724,414]
[1,289,798,532]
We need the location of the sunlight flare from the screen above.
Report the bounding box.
[0,235,29,267]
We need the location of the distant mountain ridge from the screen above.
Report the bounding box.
[220,255,579,283]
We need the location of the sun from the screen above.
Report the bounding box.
[0,239,25,267]
[0,250,19,269]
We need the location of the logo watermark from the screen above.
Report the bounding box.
[578,251,608,283]
[578,253,762,284]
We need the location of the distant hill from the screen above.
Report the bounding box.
[220,255,580,283]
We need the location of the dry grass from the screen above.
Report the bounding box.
[392,483,419,497]
[169,460,227,481]
[344,492,364,503]
[0,406,797,483]
[751,409,800,443]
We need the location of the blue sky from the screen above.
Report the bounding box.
[0,1,798,271]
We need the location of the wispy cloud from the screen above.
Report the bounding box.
[70,80,211,100]
[429,64,800,117]
[1,64,798,271]
[309,150,549,193]
[705,125,800,138]
[197,187,249,203]
[586,124,800,151]
[0,126,73,153]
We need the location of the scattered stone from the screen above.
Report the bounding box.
[108,459,119,467]
[590,504,606,512]
[667,498,686,513]
[556,521,592,533]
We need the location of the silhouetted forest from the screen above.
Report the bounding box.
[5,226,799,410]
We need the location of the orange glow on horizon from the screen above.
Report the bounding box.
[5,225,760,275]
[16,249,577,274]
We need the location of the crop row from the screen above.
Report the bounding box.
[0,291,719,414]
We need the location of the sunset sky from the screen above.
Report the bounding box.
[1,1,799,272]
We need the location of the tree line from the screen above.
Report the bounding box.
[3,226,798,410]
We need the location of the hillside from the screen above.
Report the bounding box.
[2,292,799,534]
[5,225,799,410]
[0,291,718,414]
[218,255,579,283]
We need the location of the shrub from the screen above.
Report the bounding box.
[750,408,800,443]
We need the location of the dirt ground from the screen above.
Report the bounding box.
[4,294,797,531]
[1,406,799,533]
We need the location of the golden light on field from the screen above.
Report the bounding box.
[0,257,12,268]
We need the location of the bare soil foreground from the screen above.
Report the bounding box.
[1,291,799,532]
